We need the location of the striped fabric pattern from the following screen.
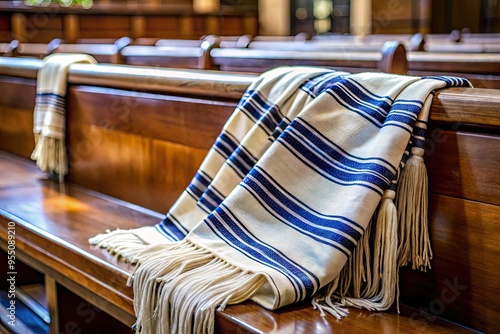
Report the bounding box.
[156,67,346,239]
[90,67,470,333]
[31,53,97,179]
[152,68,469,309]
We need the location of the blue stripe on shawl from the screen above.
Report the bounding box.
[291,120,396,181]
[297,118,398,173]
[300,72,346,98]
[241,168,361,254]
[422,76,471,88]
[278,122,393,195]
[227,146,258,178]
[213,133,239,159]
[413,126,426,137]
[205,204,320,302]
[156,214,188,241]
[187,170,212,200]
[238,90,284,135]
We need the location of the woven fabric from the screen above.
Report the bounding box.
[90,67,470,333]
[31,53,97,179]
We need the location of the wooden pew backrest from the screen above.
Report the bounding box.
[211,41,407,74]
[121,36,219,70]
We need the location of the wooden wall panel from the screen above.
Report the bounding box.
[144,16,182,38]
[218,16,243,36]
[426,130,500,206]
[0,76,35,158]
[24,14,63,43]
[400,194,500,333]
[78,15,130,39]
[67,86,235,213]
[0,13,11,42]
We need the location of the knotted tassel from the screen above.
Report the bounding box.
[313,190,399,315]
[341,190,399,311]
[396,145,433,271]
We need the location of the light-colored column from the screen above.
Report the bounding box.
[259,0,290,35]
[350,0,372,36]
[193,0,219,13]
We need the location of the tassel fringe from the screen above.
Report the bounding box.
[396,147,433,271]
[31,135,67,183]
[312,190,399,314]
[131,239,266,334]
[89,226,168,263]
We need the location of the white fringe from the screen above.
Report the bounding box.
[342,191,399,311]
[89,226,167,263]
[396,147,433,271]
[312,190,399,314]
[130,239,266,334]
[31,136,67,183]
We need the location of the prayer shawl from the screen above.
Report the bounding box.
[31,53,97,182]
[90,67,470,334]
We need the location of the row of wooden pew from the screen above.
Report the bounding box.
[1,34,499,89]
[0,57,498,333]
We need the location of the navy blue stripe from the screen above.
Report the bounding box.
[300,72,345,97]
[227,146,258,178]
[243,169,360,252]
[291,120,396,181]
[156,215,187,241]
[199,186,225,212]
[213,133,238,159]
[413,126,426,137]
[36,92,65,98]
[384,113,418,128]
[412,138,426,149]
[238,90,284,135]
[348,78,395,103]
[298,118,397,173]
[392,101,422,113]
[270,119,290,141]
[278,136,386,196]
[279,124,391,194]
[206,205,319,301]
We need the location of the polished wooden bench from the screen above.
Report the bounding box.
[0,58,498,333]
[407,52,500,89]
[256,33,425,52]
[211,41,408,74]
[52,37,131,64]
[120,36,219,70]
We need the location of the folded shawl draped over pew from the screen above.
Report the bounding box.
[31,53,97,182]
[89,67,470,334]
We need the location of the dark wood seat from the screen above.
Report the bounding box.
[0,58,498,333]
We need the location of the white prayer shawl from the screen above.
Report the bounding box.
[31,53,97,181]
[90,67,470,334]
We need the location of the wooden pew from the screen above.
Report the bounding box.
[120,36,219,70]
[0,40,18,57]
[52,37,131,64]
[0,58,498,333]
[11,39,62,59]
[211,41,408,74]
[407,52,500,89]
[309,33,425,51]
[424,42,500,53]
